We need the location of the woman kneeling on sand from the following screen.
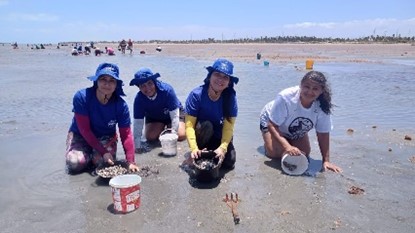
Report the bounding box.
[65,63,139,174]
[185,58,239,170]
[129,67,186,153]
[260,71,342,173]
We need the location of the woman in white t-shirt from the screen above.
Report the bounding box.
[260,71,342,173]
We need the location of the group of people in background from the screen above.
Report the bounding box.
[65,58,342,177]
[9,42,53,49]
[10,40,167,57]
[71,43,100,56]
[118,39,133,54]
[70,39,133,56]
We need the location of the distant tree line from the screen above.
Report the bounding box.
[58,34,414,45]
[136,35,415,44]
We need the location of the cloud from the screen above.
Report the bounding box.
[4,16,415,43]
[5,13,59,22]
[284,22,336,29]
[282,18,415,38]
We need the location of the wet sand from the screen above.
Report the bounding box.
[0,43,414,233]
[107,42,415,63]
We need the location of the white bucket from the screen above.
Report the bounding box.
[281,153,309,176]
[109,174,142,213]
[159,128,178,156]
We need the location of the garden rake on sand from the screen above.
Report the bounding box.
[223,192,240,224]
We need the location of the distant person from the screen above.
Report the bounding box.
[185,58,239,169]
[71,47,79,56]
[119,39,127,54]
[129,68,186,153]
[65,63,139,174]
[77,45,82,53]
[127,39,133,54]
[105,47,115,56]
[94,47,102,56]
[84,46,91,55]
[12,42,18,49]
[259,71,342,173]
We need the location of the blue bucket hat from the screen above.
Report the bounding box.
[88,63,125,96]
[88,63,122,82]
[205,58,239,84]
[129,68,161,86]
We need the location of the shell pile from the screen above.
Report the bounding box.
[348,186,365,195]
[136,165,160,177]
[195,158,217,170]
[97,165,128,178]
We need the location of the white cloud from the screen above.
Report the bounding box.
[285,22,336,29]
[282,18,415,38]
[4,16,415,43]
[6,13,59,22]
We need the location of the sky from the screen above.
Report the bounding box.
[1,0,414,44]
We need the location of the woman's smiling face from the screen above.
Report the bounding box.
[209,71,230,92]
[300,78,323,107]
[139,79,156,97]
[97,75,117,95]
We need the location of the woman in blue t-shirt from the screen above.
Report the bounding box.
[185,58,239,169]
[129,68,186,153]
[65,63,139,174]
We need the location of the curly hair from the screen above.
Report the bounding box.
[301,71,333,115]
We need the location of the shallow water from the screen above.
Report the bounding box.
[0,45,414,232]
[1,46,414,138]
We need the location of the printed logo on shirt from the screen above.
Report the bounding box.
[108,120,117,128]
[288,117,313,140]
[163,108,169,115]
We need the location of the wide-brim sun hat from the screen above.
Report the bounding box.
[88,63,121,82]
[87,62,126,96]
[281,153,309,176]
[206,58,239,84]
[129,67,161,86]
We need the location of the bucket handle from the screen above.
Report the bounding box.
[160,128,177,137]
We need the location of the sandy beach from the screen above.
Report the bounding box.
[106,42,415,63]
[0,43,414,233]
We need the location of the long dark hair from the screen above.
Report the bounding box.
[301,71,333,114]
[204,72,236,122]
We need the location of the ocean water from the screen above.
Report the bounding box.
[0,45,414,232]
[1,45,415,179]
[1,46,414,139]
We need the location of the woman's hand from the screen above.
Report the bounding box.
[283,146,303,156]
[103,152,114,165]
[322,161,342,173]
[214,148,226,162]
[129,163,140,172]
[191,148,205,159]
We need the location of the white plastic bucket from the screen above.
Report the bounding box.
[109,174,142,213]
[281,153,309,176]
[159,128,178,156]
